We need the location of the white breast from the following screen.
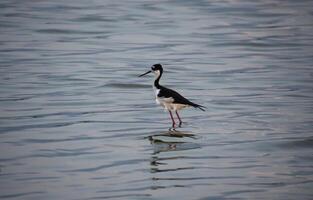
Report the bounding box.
[153,87,160,105]
[153,86,176,110]
[154,87,160,97]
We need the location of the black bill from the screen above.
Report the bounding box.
[139,70,152,77]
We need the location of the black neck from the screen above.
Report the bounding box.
[154,70,162,89]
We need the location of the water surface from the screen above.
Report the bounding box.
[1,0,313,199]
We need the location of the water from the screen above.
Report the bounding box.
[1,0,313,199]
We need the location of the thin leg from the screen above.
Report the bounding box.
[169,110,176,128]
[175,111,182,127]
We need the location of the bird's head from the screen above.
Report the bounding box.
[139,64,163,77]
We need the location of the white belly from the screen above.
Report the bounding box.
[154,87,188,111]
[156,97,188,111]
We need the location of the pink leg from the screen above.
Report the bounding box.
[169,110,176,127]
[175,111,182,126]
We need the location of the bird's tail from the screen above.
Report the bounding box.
[189,102,206,111]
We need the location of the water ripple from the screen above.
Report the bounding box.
[1,0,312,199]
[60,159,147,173]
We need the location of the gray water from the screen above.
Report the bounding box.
[1,0,313,199]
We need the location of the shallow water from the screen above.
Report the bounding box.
[1,0,313,199]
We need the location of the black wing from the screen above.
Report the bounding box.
[158,86,205,111]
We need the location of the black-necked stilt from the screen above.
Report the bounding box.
[139,64,205,128]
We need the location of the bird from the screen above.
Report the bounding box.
[139,64,205,128]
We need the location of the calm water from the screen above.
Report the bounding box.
[1,0,313,199]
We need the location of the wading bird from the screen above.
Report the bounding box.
[139,64,205,128]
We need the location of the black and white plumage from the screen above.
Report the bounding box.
[139,64,205,128]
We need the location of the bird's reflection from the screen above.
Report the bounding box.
[149,129,195,139]
[147,129,201,189]
[147,129,200,163]
[147,129,199,154]
[148,129,197,154]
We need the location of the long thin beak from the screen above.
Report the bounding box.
[139,70,151,77]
